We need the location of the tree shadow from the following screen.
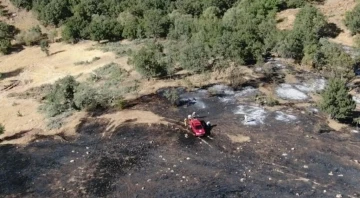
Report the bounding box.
[0,68,24,80]
[50,50,65,56]
[320,23,343,38]
[0,129,32,143]
[9,43,24,53]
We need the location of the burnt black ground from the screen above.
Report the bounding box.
[1,93,360,198]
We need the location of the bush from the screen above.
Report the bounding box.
[15,25,43,46]
[265,96,280,107]
[164,88,180,106]
[40,76,79,117]
[320,78,356,120]
[228,67,246,88]
[130,42,167,78]
[344,4,360,35]
[313,39,354,80]
[0,123,4,135]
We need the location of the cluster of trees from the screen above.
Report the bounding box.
[131,2,352,79]
[8,0,318,43]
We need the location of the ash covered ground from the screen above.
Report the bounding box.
[1,85,360,198]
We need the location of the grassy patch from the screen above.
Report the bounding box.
[74,57,101,65]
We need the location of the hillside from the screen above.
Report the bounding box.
[276,0,357,46]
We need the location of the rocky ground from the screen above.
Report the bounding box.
[1,85,360,197]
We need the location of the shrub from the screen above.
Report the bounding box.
[164,88,180,106]
[73,84,99,110]
[40,39,50,56]
[0,123,4,135]
[320,78,356,120]
[47,29,58,42]
[313,39,354,80]
[228,67,246,88]
[115,98,127,110]
[40,76,79,117]
[16,25,43,46]
[74,57,100,65]
[266,96,280,106]
[344,4,360,35]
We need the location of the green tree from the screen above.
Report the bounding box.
[39,0,71,26]
[168,11,194,39]
[320,78,356,120]
[118,12,139,39]
[277,5,327,61]
[10,0,33,10]
[142,9,169,38]
[40,39,50,56]
[0,22,16,54]
[130,42,167,78]
[178,41,210,72]
[62,16,89,43]
[87,15,122,41]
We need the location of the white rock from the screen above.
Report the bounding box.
[86,147,89,149]
[147,179,151,182]
[336,194,342,198]
[70,160,74,163]
[303,165,309,169]
[240,178,245,182]
[269,178,272,181]
[354,160,359,164]
[323,190,327,193]
[296,193,299,196]
[186,157,190,160]
[291,148,295,151]
[282,153,288,157]
[328,171,333,176]
[185,134,189,138]
[338,174,343,177]
[141,187,145,190]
